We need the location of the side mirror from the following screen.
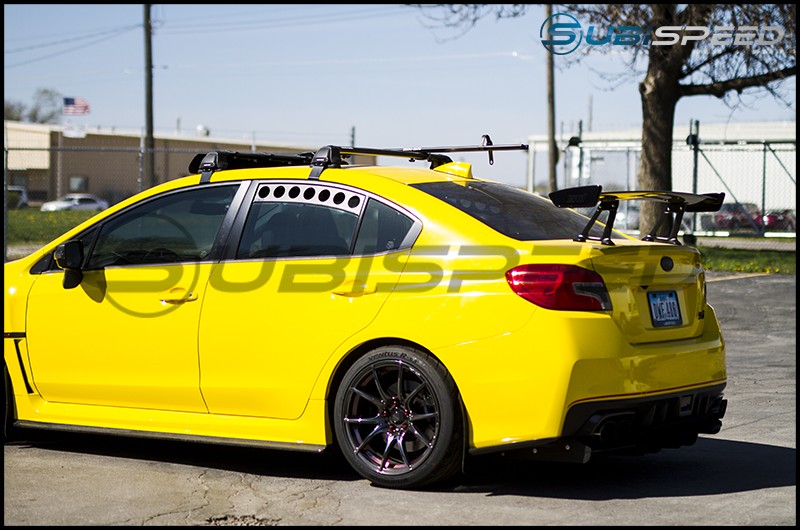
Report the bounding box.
[54,240,84,289]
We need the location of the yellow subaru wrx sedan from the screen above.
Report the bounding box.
[3,142,727,489]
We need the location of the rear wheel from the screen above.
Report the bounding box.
[333,345,463,489]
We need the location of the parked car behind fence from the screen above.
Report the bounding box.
[40,193,109,212]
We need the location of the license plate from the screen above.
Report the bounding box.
[648,291,682,328]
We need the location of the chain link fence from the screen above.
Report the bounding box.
[4,129,797,262]
[531,128,796,251]
[4,145,207,262]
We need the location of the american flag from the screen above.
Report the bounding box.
[63,97,90,116]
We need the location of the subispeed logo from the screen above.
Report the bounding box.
[540,12,786,55]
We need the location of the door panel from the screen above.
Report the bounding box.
[198,252,409,419]
[24,183,241,412]
[26,264,212,412]
[198,188,419,420]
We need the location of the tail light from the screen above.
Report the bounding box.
[506,264,612,311]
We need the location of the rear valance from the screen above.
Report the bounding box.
[549,185,725,246]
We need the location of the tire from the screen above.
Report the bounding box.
[3,363,17,443]
[333,345,463,489]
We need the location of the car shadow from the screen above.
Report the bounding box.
[454,437,796,499]
[8,428,358,483]
[7,431,795,498]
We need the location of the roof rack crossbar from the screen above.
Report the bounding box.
[188,136,531,179]
[188,150,315,176]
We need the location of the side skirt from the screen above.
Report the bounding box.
[15,420,327,453]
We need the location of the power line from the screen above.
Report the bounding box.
[158,6,410,35]
[4,6,412,70]
[4,24,141,54]
[5,26,140,70]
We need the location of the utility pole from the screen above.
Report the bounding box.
[545,4,558,193]
[144,4,155,188]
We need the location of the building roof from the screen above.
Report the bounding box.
[527,121,796,144]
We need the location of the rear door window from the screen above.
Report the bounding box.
[236,183,363,259]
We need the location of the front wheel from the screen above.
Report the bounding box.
[333,345,463,489]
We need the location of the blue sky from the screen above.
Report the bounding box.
[4,4,796,187]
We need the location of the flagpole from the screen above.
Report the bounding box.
[57,122,63,200]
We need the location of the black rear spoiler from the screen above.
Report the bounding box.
[549,185,725,246]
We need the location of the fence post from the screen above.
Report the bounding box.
[526,142,536,193]
[138,131,145,193]
[761,141,767,236]
[689,119,700,233]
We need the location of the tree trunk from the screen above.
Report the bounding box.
[637,57,679,236]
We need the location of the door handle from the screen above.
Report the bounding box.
[160,288,198,305]
[333,280,377,297]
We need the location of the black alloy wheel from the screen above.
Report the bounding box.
[333,345,463,489]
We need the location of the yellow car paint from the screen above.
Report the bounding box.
[4,157,726,469]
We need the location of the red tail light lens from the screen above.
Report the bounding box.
[506,264,612,311]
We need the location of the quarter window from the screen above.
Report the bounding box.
[353,199,415,254]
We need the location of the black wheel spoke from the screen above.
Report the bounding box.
[394,431,412,468]
[405,381,427,402]
[397,364,405,401]
[379,433,397,470]
[409,423,434,448]
[355,423,389,453]
[344,414,382,425]
[410,411,438,422]
[352,387,383,408]
[371,366,390,402]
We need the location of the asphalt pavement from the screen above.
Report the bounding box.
[3,271,796,526]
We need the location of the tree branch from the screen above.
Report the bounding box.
[680,46,738,79]
[678,66,797,97]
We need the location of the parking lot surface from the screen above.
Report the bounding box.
[4,272,796,526]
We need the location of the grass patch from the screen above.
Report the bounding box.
[6,209,97,244]
[697,245,796,275]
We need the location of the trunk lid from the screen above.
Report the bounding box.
[588,241,707,344]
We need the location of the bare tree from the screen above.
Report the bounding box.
[411,4,796,231]
[3,88,62,124]
[4,100,26,121]
[26,88,62,124]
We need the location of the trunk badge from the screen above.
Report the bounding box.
[661,256,674,272]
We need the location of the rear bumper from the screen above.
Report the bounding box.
[471,383,727,461]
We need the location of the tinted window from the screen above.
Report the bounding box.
[87,185,237,268]
[237,202,357,259]
[354,199,414,254]
[411,181,619,241]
